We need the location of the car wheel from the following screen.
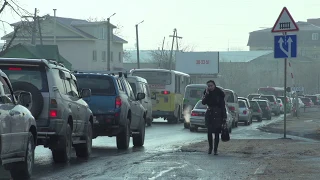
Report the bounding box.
[184,122,190,129]
[75,121,93,158]
[10,132,35,180]
[52,124,72,163]
[116,119,130,150]
[133,117,146,147]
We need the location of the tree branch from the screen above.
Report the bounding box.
[0,0,8,14]
[0,26,20,57]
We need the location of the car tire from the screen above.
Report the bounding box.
[52,124,72,163]
[116,119,130,150]
[267,115,272,120]
[75,121,93,158]
[10,132,35,180]
[257,117,262,122]
[133,118,145,147]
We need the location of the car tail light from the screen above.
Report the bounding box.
[49,110,57,117]
[115,96,122,108]
[243,110,247,114]
[162,90,170,95]
[228,106,235,111]
[258,109,261,113]
[274,101,276,104]
[49,99,58,118]
[280,104,282,107]
[191,111,203,116]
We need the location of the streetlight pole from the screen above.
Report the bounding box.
[135,20,144,69]
[107,13,116,71]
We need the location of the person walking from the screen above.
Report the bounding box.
[201,80,227,155]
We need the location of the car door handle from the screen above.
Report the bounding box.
[77,106,80,110]
[144,101,148,103]
[68,103,71,107]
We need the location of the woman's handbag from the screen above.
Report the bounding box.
[221,123,230,142]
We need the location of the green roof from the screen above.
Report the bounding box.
[0,43,72,70]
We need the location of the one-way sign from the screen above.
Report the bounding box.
[274,35,297,58]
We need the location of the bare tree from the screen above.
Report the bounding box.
[0,0,32,56]
[149,40,195,69]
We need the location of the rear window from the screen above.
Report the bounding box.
[305,96,317,101]
[248,94,260,100]
[1,65,49,92]
[195,101,207,109]
[260,96,275,102]
[225,91,235,103]
[76,75,115,95]
[257,101,267,107]
[301,98,310,102]
[189,89,203,98]
[250,101,258,107]
[238,101,246,108]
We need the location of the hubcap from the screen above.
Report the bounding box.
[27,140,33,174]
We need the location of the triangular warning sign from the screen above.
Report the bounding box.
[271,7,299,33]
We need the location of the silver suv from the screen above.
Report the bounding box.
[0,58,93,163]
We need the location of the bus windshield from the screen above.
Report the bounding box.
[131,71,171,85]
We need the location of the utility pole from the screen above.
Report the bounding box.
[168,29,176,70]
[37,17,43,45]
[169,28,183,70]
[172,29,182,51]
[53,9,57,44]
[22,8,45,45]
[135,20,144,69]
[107,13,116,71]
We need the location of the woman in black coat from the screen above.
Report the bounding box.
[201,80,227,155]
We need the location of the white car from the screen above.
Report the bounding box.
[189,100,232,133]
[277,98,284,114]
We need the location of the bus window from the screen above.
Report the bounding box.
[175,75,180,93]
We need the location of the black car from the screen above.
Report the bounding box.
[256,100,272,120]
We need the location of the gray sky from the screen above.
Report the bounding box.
[0,0,317,51]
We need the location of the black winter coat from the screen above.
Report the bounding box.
[201,87,227,133]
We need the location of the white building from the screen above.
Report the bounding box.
[1,16,127,71]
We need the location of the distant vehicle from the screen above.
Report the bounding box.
[130,68,191,124]
[258,87,284,97]
[256,100,272,120]
[249,100,263,122]
[247,93,261,100]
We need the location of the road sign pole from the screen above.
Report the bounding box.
[283,32,287,139]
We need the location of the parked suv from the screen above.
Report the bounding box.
[74,72,146,149]
[127,75,153,126]
[0,58,93,163]
[0,70,37,179]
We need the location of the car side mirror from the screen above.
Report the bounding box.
[137,92,145,100]
[151,93,156,100]
[81,88,91,98]
[17,91,32,107]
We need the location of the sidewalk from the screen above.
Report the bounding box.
[181,139,320,179]
[258,107,320,141]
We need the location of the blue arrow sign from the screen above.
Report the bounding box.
[274,35,297,58]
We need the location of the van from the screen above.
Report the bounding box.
[224,89,239,127]
[127,76,153,126]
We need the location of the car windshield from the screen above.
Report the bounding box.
[189,89,204,98]
[76,75,116,95]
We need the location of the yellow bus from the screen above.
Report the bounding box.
[130,69,191,123]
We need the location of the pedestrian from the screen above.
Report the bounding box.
[201,80,227,155]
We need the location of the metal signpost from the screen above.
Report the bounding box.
[272,7,299,139]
